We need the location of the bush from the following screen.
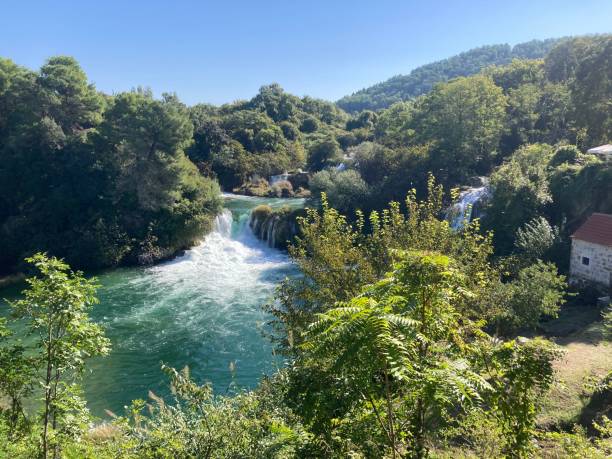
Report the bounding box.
[270,180,294,198]
[299,116,319,133]
[549,144,585,167]
[514,216,559,262]
[306,137,342,172]
[310,169,371,215]
[233,178,271,197]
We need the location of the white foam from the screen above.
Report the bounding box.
[446,186,489,230]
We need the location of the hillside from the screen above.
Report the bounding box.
[336,38,565,112]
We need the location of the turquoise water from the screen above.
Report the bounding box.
[0,194,303,418]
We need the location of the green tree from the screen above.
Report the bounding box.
[483,143,554,253]
[249,83,299,122]
[416,74,507,182]
[309,170,371,215]
[514,216,559,262]
[270,177,497,351]
[492,261,567,333]
[569,35,612,146]
[374,101,416,147]
[487,59,544,92]
[0,318,36,437]
[485,338,561,457]
[10,254,110,458]
[37,56,104,133]
[302,251,491,458]
[98,90,194,211]
[306,136,341,171]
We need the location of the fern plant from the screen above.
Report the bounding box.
[302,250,491,458]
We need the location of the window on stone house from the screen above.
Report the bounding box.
[582,256,590,266]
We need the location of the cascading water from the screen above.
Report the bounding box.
[446,186,490,230]
[269,173,291,185]
[0,194,303,417]
[213,208,233,237]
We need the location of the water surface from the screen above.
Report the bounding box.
[1,194,303,417]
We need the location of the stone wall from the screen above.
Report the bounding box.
[570,239,612,288]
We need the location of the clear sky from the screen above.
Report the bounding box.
[1,1,610,105]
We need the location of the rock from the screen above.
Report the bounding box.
[249,206,305,249]
[288,172,310,190]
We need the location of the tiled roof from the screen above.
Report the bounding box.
[571,213,612,247]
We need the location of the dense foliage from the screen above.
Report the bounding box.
[186,84,348,190]
[1,34,611,458]
[2,35,610,274]
[336,39,564,112]
[0,57,222,274]
[313,35,611,260]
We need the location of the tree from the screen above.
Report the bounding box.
[270,177,497,351]
[299,116,319,133]
[249,83,299,122]
[374,101,416,147]
[306,136,341,171]
[10,254,110,458]
[187,117,230,164]
[96,90,222,264]
[483,144,554,253]
[0,57,106,272]
[416,75,507,182]
[492,261,567,333]
[37,56,104,133]
[309,170,371,215]
[0,318,36,437]
[302,251,491,458]
[0,58,221,274]
[98,90,193,211]
[487,59,544,92]
[484,338,561,457]
[514,216,559,262]
[569,35,612,146]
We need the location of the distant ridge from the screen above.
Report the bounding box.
[336,38,566,113]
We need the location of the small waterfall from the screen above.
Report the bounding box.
[265,217,275,246]
[79,194,296,415]
[446,186,489,230]
[213,209,233,238]
[271,218,279,248]
[249,210,289,249]
[269,173,291,185]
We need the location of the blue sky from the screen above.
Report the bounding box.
[1,1,610,105]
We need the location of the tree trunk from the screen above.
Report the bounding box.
[42,340,53,459]
[384,364,398,459]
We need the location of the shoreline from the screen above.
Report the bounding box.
[0,273,25,288]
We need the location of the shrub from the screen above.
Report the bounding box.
[300,116,319,133]
[270,180,294,198]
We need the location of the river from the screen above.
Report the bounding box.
[0,194,304,418]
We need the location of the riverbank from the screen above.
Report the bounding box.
[0,272,25,288]
[0,194,304,418]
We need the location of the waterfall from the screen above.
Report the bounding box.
[446,186,490,230]
[248,210,288,249]
[270,218,279,248]
[213,209,233,238]
[75,194,296,415]
[269,173,291,185]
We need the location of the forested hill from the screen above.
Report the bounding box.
[337,38,565,112]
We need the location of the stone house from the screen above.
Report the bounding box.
[569,213,612,291]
